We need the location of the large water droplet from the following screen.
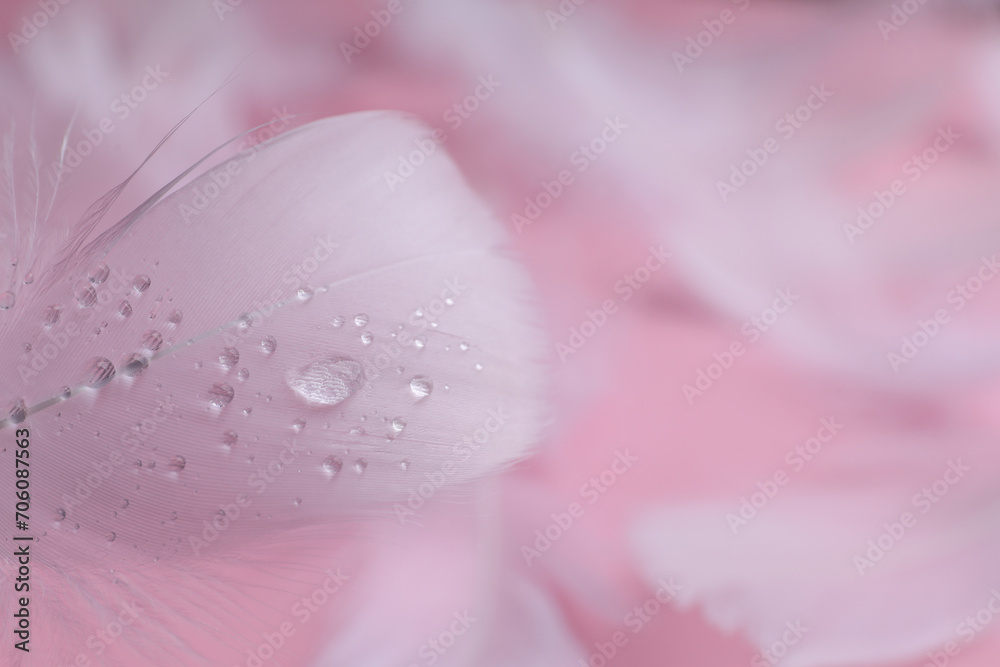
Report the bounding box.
[168,309,183,324]
[297,287,314,301]
[361,331,374,345]
[208,383,235,408]
[409,375,433,399]
[288,357,364,406]
[261,336,277,355]
[119,300,133,318]
[85,358,116,388]
[122,353,149,377]
[323,455,343,475]
[0,291,15,310]
[74,281,98,308]
[292,418,306,433]
[8,399,27,424]
[391,417,406,432]
[89,263,110,285]
[133,275,151,293]
[354,313,369,327]
[143,330,163,352]
[220,347,240,369]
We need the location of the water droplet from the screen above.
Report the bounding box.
[293,497,302,506]
[354,313,369,327]
[361,331,374,345]
[238,313,253,331]
[349,427,365,436]
[85,358,116,388]
[0,291,14,310]
[400,460,410,471]
[222,430,238,447]
[43,305,61,327]
[220,347,240,369]
[23,272,32,285]
[119,300,133,318]
[106,532,116,542]
[409,375,433,399]
[331,316,345,328]
[133,275,151,293]
[292,418,306,433]
[8,399,27,424]
[55,508,66,521]
[288,357,363,406]
[475,363,483,371]
[74,281,97,308]
[89,263,110,284]
[238,368,250,381]
[353,458,367,473]
[323,455,343,475]
[414,335,426,349]
[194,361,203,369]
[208,383,235,408]
[297,287,314,301]
[122,353,149,377]
[242,406,253,416]
[168,309,183,324]
[391,417,406,432]
[459,342,469,351]
[59,387,72,400]
[143,330,163,352]
[261,336,277,355]
[120,499,129,509]
[167,455,186,472]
